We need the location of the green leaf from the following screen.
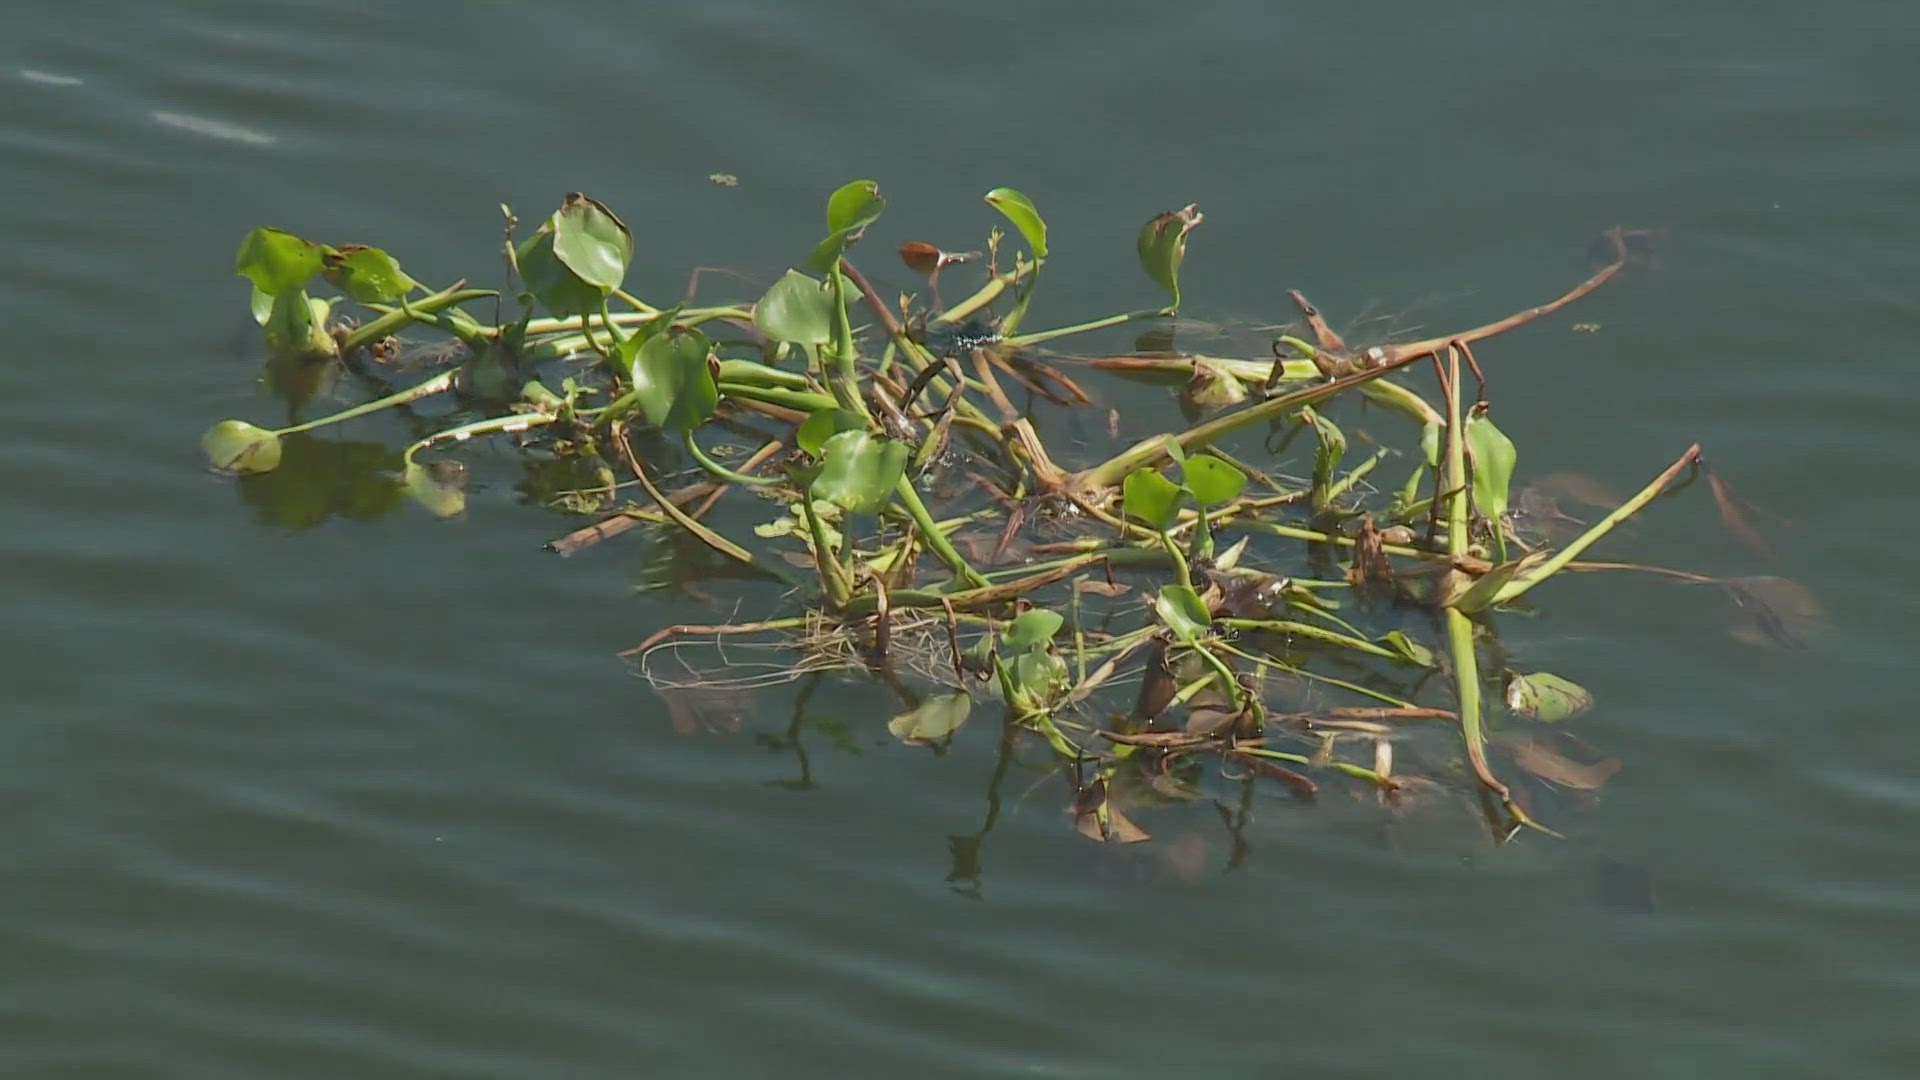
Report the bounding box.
[1009,649,1068,706]
[1420,420,1442,469]
[795,407,868,456]
[201,419,283,475]
[888,690,972,745]
[1136,205,1202,309]
[1303,406,1346,512]
[984,187,1048,259]
[753,269,837,346]
[1181,454,1246,508]
[262,290,337,362]
[401,458,467,518]
[1002,609,1064,652]
[1503,670,1594,722]
[1380,629,1435,667]
[550,192,632,291]
[806,180,885,273]
[811,429,909,516]
[1122,468,1185,531]
[1154,584,1212,644]
[321,245,419,303]
[1466,411,1518,522]
[629,326,717,433]
[249,285,275,326]
[235,227,325,295]
[515,227,604,319]
[613,305,686,367]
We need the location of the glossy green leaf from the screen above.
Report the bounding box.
[1154,584,1212,644]
[812,429,909,516]
[888,690,972,745]
[550,193,631,291]
[1303,406,1346,512]
[984,187,1048,259]
[249,285,275,326]
[235,227,325,295]
[753,269,836,346]
[1503,670,1594,722]
[1181,453,1247,507]
[1122,467,1185,531]
[1136,204,1201,308]
[629,326,717,433]
[515,227,604,319]
[1466,411,1518,522]
[402,458,467,518]
[613,305,686,368]
[806,180,885,273]
[202,419,283,475]
[1002,609,1064,652]
[795,407,868,456]
[322,245,419,303]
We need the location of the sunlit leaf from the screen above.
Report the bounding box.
[201,419,283,475]
[1002,609,1064,652]
[1154,584,1212,644]
[550,192,631,291]
[888,690,972,745]
[984,187,1048,259]
[402,458,467,518]
[1465,410,1517,522]
[1303,406,1346,511]
[1181,360,1248,410]
[630,326,717,433]
[795,407,868,456]
[1010,649,1068,706]
[249,285,275,326]
[261,290,337,362]
[236,227,325,295]
[806,180,884,273]
[753,269,837,346]
[515,227,604,319]
[1181,453,1246,508]
[321,244,419,303]
[1136,204,1201,308]
[811,429,909,516]
[1122,467,1185,531]
[1503,669,1594,722]
[1445,549,1552,613]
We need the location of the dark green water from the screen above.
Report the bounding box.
[5,2,1917,1075]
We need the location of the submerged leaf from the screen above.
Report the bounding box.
[1508,734,1619,791]
[1724,575,1825,650]
[811,430,909,516]
[1708,467,1778,563]
[1503,670,1594,722]
[402,458,467,518]
[888,691,972,745]
[201,419,283,475]
[984,187,1048,259]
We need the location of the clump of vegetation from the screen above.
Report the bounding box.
[205,184,1814,845]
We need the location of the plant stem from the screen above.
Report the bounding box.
[1006,308,1168,348]
[277,370,458,436]
[894,476,989,589]
[340,285,497,352]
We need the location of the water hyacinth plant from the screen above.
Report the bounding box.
[204,185,1812,845]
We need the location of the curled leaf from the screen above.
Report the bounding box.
[321,244,418,303]
[1136,204,1202,309]
[1465,409,1517,523]
[1122,468,1185,531]
[984,187,1048,259]
[235,227,325,295]
[1002,609,1064,652]
[1503,669,1594,722]
[402,458,467,518]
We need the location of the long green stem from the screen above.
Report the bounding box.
[686,438,781,487]
[277,370,458,436]
[1006,307,1167,348]
[893,476,989,589]
[341,285,497,352]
